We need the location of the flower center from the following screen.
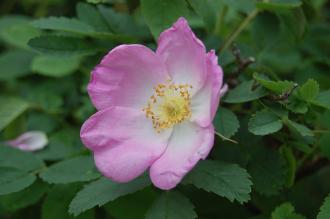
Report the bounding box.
[143,80,192,133]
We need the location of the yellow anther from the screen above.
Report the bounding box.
[142,80,192,133]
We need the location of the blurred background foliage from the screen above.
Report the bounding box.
[0,0,330,218]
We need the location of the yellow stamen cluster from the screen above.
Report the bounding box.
[143,80,192,133]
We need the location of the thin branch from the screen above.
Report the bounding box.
[214,5,228,35]
[227,45,256,86]
[313,130,330,134]
[268,83,299,101]
[219,0,271,52]
[220,9,259,52]
[215,131,238,144]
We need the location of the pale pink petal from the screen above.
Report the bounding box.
[80,107,172,182]
[6,131,48,151]
[220,84,229,97]
[88,44,169,110]
[150,122,214,190]
[220,83,228,98]
[94,141,158,182]
[156,17,207,95]
[190,50,223,127]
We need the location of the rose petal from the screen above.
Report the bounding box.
[80,106,172,182]
[93,141,160,183]
[190,50,223,126]
[157,17,207,95]
[6,131,48,151]
[220,83,228,98]
[150,122,214,190]
[88,44,169,110]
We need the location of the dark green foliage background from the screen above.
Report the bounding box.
[0,0,330,218]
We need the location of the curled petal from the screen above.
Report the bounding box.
[6,131,48,151]
[150,122,214,190]
[220,83,228,98]
[80,107,172,182]
[157,17,207,95]
[190,50,223,126]
[88,44,169,110]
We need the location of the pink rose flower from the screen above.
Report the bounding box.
[6,131,48,151]
[80,17,224,190]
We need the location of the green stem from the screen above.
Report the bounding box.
[219,0,270,51]
[313,129,330,134]
[297,143,319,170]
[215,131,238,144]
[220,9,259,52]
[214,5,228,35]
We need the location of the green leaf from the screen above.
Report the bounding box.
[28,35,99,56]
[309,0,328,11]
[271,202,306,219]
[311,90,330,109]
[298,79,319,102]
[3,113,26,139]
[69,175,151,216]
[76,2,110,32]
[86,0,107,3]
[42,184,94,219]
[318,110,330,130]
[39,156,100,184]
[141,0,189,38]
[248,110,283,135]
[280,146,296,187]
[279,8,306,40]
[222,0,256,14]
[32,14,135,41]
[223,80,268,103]
[21,80,64,113]
[247,146,287,196]
[32,17,95,35]
[27,112,58,134]
[0,50,35,80]
[98,5,147,37]
[35,129,84,161]
[286,119,314,137]
[183,160,252,204]
[187,0,220,31]
[0,167,36,195]
[0,22,40,49]
[0,146,45,172]
[214,107,240,138]
[320,134,330,159]
[0,15,30,33]
[32,55,80,77]
[290,141,313,154]
[253,73,295,94]
[0,16,35,48]
[0,180,48,211]
[0,97,29,131]
[259,45,301,73]
[104,187,157,219]
[251,216,269,219]
[317,194,330,219]
[256,0,302,10]
[286,98,309,114]
[145,191,197,219]
[263,102,289,118]
[252,12,281,48]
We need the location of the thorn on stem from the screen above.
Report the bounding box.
[251,79,260,91]
[227,44,256,87]
[268,83,299,101]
